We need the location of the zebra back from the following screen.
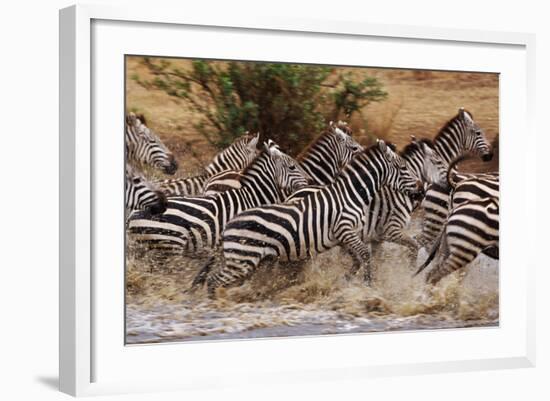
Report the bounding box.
[125,112,178,175]
[417,196,499,285]
[203,170,244,195]
[157,132,259,196]
[450,173,499,208]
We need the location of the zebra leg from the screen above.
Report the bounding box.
[206,258,259,298]
[425,245,476,285]
[188,255,216,293]
[339,232,373,285]
[380,228,420,269]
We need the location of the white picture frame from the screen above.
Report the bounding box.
[59,3,536,397]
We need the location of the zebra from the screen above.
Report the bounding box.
[447,163,499,209]
[193,140,424,296]
[413,156,499,283]
[418,153,499,253]
[127,140,310,255]
[284,137,446,274]
[413,107,494,250]
[125,112,178,175]
[355,137,448,267]
[414,196,499,285]
[157,132,259,196]
[200,121,363,195]
[446,156,499,258]
[125,164,167,217]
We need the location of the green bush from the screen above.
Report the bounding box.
[133,58,387,153]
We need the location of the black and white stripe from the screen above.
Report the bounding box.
[127,140,310,255]
[414,196,499,285]
[284,138,446,271]
[414,108,494,249]
[125,112,178,175]
[356,138,447,266]
[200,121,363,195]
[125,164,167,216]
[195,141,423,295]
[157,132,259,196]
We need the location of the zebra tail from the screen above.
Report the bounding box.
[413,233,443,277]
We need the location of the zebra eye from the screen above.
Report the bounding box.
[289,165,297,171]
[132,177,141,184]
[475,130,482,136]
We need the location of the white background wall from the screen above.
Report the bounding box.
[0,0,547,399]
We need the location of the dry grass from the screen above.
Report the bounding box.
[126,57,499,175]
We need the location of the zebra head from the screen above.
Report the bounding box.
[376,140,424,199]
[402,136,447,186]
[125,113,179,175]
[265,140,311,196]
[457,108,493,162]
[202,131,259,177]
[125,164,167,216]
[329,121,364,168]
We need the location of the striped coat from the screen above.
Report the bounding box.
[127,141,310,255]
[195,141,423,295]
[200,121,363,194]
[157,132,259,196]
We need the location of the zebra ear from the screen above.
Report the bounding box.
[458,107,465,118]
[267,143,283,159]
[421,141,434,155]
[334,127,346,140]
[264,139,279,153]
[137,114,147,125]
[248,133,259,149]
[126,112,137,125]
[377,139,387,153]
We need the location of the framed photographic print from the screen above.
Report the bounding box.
[59,4,536,397]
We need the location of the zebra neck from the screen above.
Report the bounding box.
[433,119,466,165]
[239,156,280,205]
[299,158,339,185]
[298,135,340,185]
[402,153,424,180]
[204,144,247,177]
[333,155,381,208]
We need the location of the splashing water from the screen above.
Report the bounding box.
[125,215,498,344]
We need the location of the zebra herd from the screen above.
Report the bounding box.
[124,108,499,299]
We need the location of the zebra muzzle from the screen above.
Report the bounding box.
[163,157,179,175]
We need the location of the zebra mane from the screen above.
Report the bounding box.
[400,138,434,158]
[296,121,353,161]
[344,141,386,169]
[434,108,474,143]
[238,148,270,180]
[136,113,147,125]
